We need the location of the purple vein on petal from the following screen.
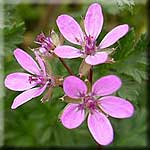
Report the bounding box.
[11,83,47,109]
[84,3,103,40]
[60,104,85,129]
[54,45,82,59]
[4,72,37,91]
[34,51,46,75]
[63,76,87,99]
[56,15,84,45]
[14,48,41,75]
[88,110,113,145]
[99,24,129,49]
[99,96,134,118]
[92,75,122,96]
[85,52,108,65]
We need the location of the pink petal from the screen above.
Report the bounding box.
[84,3,103,39]
[99,96,134,118]
[54,45,82,59]
[99,24,129,49]
[4,72,37,91]
[88,110,113,145]
[34,51,46,75]
[60,104,85,129]
[56,15,84,45]
[63,76,87,99]
[85,52,108,65]
[14,48,41,75]
[11,84,47,109]
[92,75,122,96]
[39,47,47,54]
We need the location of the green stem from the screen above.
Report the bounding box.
[88,66,93,85]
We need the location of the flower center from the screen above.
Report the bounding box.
[36,33,55,52]
[79,95,97,112]
[84,35,96,55]
[36,33,45,43]
[42,37,55,50]
[29,75,54,87]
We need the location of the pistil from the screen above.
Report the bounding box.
[84,35,96,55]
[82,95,97,113]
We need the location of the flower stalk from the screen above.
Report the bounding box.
[88,65,93,85]
[58,57,74,75]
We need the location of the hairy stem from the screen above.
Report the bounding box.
[59,57,74,75]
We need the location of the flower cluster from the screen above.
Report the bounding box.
[4,3,134,146]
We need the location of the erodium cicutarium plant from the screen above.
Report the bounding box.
[4,2,135,146]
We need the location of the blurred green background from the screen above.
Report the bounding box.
[3,0,147,148]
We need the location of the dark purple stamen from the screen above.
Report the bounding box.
[29,75,55,87]
[36,33,46,43]
[29,76,45,85]
[84,35,96,55]
[36,33,55,52]
[78,95,97,112]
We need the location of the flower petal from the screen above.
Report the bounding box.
[92,75,122,96]
[54,45,82,59]
[63,76,87,99]
[56,15,84,45]
[99,96,134,118]
[88,110,113,145]
[85,52,108,65]
[84,3,103,39]
[34,51,46,75]
[14,48,41,75]
[60,104,85,129]
[4,72,37,91]
[99,24,129,49]
[11,84,47,109]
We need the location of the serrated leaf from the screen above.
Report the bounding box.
[115,0,135,7]
[112,32,147,83]
[117,75,141,101]
[4,22,25,53]
[115,0,135,13]
[3,5,25,54]
[114,28,135,60]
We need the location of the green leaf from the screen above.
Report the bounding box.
[117,75,141,101]
[4,22,25,53]
[111,81,147,146]
[113,33,147,83]
[3,5,25,54]
[114,28,136,60]
[115,0,135,7]
[115,0,135,13]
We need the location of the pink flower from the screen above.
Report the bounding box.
[54,3,129,65]
[4,48,55,109]
[34,32,55,57]
[60,75,134,145]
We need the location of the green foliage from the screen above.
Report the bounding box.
[114,32,147,82]
[94,29,147,146]
[4,22,25,53]
[3,5,25,54]
[113,32,147,100]
[115,0,135,10]
[111,81,147,146]
[94,0,135,15]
